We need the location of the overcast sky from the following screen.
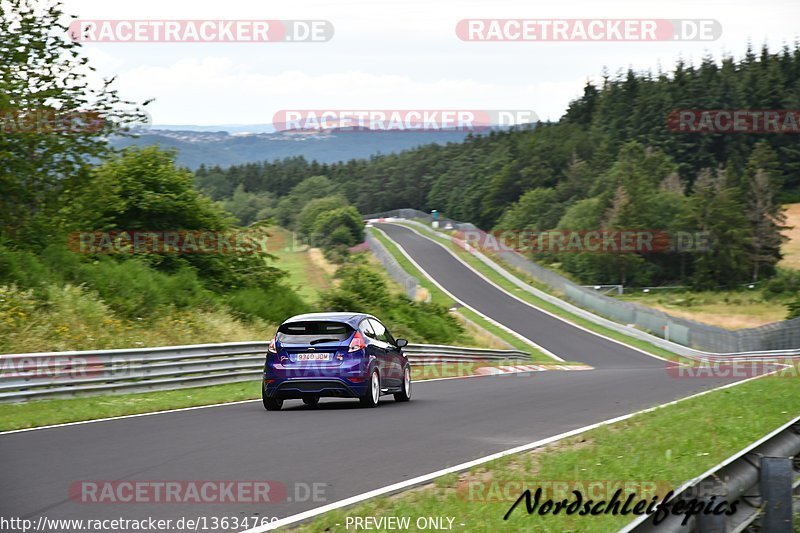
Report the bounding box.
[61,0,800,126]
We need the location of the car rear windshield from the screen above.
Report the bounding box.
[277,321,354,343]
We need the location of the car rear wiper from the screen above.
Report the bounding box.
[309,338,341,345]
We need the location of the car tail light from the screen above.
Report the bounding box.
[348,331,366,353]
[267,336,277,354]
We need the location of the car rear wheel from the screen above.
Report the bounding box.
[302,396,320,406]
[359,370,380,408]
[262,385,283,411]
[394,366,411,402]
[263,397,283,411]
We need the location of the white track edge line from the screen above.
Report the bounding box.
[371,226,564,362]
[391,223,671,363]
[241,371,771,532]
[398,223,799,364]
[0,368,571,436]
[0,399,260,435]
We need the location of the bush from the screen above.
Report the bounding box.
[763,269,800,299]
[0,243,221,319]
[227,284,308,324]
[74,258,212,318]
[310,207,365,249]
[319,263,390,312]
[0,283,279,354]
[57,146,290,291]
[39,244,84,280]
[0,284,113,353]
[386,296,465,344]
[318,261,464,344]
[322,245,352,265]
[297,196,348,240]
[787,299,800,320]
[1,236,304,325]
[0,245,56,294]
[0,285,37,330]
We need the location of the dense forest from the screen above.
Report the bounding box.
[197,44,800,289]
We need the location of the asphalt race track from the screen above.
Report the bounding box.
[0,222,749,529]
[375,223,659,369]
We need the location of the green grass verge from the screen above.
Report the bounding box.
[396,222,688,364]
[0,380,262,432]
[616,290,788,330]
[294,374,800,532]
[370,227,453,309]
[369,228,552,360]
[269,227,332,303]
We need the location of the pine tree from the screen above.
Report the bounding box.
[680,169,752,288]
[746,169,786,281]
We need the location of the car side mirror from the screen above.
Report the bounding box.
[395,339,408,348]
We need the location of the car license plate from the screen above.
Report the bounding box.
[296,353,331,361]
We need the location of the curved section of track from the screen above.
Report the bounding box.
[374,222,659,369]
[0,223,747,529]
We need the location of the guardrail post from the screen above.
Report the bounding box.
[696,499,727,532]
[759,456,793,532]
[695,479,728,533]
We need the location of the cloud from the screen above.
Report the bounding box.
[64,0,800,124]
[110,57,584,124]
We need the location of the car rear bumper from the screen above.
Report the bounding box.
[263,378,368,399]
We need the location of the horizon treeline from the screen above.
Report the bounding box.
[197,43,800,289]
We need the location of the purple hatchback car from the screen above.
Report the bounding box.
[262,312,411,411]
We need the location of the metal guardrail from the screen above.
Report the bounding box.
[370,215,800,361]
[621,415,800,532]
[365,231,420,299]
[0,342,531,402]
[365,230,513,349]
[404,343,529,362]
[365,209,800,354]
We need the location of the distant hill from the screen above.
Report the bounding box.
[111,128,475,169]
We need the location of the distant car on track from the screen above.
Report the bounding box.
[262,312,411,411]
